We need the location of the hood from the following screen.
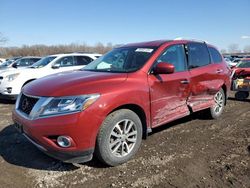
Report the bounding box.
[0,69,21,76]
[233,67,250,79]
[0,66,9,70]
[23,70,128,97]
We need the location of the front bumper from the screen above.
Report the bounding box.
[22,132,94,163]
[0,78,22,98]
[0,93,18,100]
[12,105,104,164]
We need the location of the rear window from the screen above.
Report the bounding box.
[188,43,210,69]
[208,47,222,64]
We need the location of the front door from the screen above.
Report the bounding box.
[148,44,191,127]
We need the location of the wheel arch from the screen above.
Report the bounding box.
[22,79,36,88]
[109,104,148,139]
[221,84,227,105]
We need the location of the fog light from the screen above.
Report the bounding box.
[5,87,12,94]
[57,136,72,148]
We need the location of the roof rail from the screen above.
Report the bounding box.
[71,52,100,54]
[174,37,208,43]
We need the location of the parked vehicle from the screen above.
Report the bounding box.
[12,40,231,166]
[224,57,232,67]
[0,56,40,70]
[229,58,242,67]
[0,53,101,100]
[0,57,22,69]
[231,58,250,100]
[0,58,6,64]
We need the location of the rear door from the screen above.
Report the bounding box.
[148,44,191,127]
[187,42,220,112]
[208,46,231,83]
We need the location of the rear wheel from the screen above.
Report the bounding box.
[235,91,249,100]
[95,109,142,166]
[208,88,225,119]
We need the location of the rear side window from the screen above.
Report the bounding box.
[188,43,210,69]
[75,56,93,66]
[30,58,40,64]
[208,47,222,63]
[156,44,187,72]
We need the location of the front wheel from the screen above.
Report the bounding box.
[208,88,225,119]
[235,91,249,100]
[95,109,142,166]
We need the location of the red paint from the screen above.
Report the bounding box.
[12,40,231,161]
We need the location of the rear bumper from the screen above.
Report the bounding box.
[22,132,94,163]
[232,79,250,92]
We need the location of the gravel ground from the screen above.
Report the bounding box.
[0,92,249,188]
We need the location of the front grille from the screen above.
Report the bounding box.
[18,93,39,115]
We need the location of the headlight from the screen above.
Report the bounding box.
[6,73,20,81]
[38,94,100,117]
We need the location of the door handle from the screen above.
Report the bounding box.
[180,80,190,84]
[216,69,223,73]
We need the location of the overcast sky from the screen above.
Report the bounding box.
[0,0,250,50]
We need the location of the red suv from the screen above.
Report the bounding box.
[13,40,231,166]
[231,58,250,100]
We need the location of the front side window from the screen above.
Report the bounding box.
[83,47,156,73]
[156,44,187,72]
[188,43,210,69]
[208,47,222,64]
[55,56,74,67]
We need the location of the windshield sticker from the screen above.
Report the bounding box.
[135,48,154,53]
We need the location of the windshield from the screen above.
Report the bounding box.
[236,60,250,68]
[30,56,56,68]
[0,60,13,67]
[83,47,156,73]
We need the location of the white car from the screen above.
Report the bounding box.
[228,58,241,67]
[0,56,41,71]
[0,53,101,100]
[0,58,6,64]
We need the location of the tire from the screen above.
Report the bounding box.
[95,109,142,166]
[235,91,249,101]
[208,88,225,119]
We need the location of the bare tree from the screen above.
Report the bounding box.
[0,42,114,57]
[228,44,240,53]
[243,45,250,53]
[0,32,8,45]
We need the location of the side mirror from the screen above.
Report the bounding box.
[153,62,175,74]
[12,63,18,68]
[52,64,60,69]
